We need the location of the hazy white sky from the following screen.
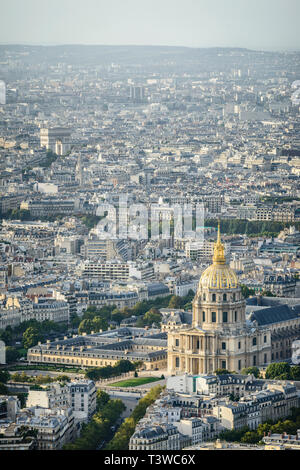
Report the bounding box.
[0,0,299,50]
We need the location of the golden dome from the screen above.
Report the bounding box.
[199,222,239,290]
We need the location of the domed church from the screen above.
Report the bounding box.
[167,224,272,375]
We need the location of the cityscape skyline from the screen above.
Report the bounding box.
[0,0,300,454]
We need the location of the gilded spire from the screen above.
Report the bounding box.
[213,220,226,265]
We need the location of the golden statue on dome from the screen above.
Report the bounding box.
[213,220,226,265]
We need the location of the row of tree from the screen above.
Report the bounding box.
[105,384,164,450]
[10,371,70,385]
[77,291,195,334]
[63,390,125,450]
[206,218,300,237]
[85,359,139,381]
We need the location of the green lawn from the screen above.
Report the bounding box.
[108,376,162,387]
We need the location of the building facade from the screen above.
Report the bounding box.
[168,225,272,375]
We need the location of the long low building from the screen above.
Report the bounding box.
[27,327,168,370]
[246,298,300,362]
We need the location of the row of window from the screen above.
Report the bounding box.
[202,293,238,302]
[174,353,268,370]
[202,311,234,323]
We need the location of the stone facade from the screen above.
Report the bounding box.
[168,225,272,375]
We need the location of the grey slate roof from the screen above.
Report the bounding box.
[249,304,299,326]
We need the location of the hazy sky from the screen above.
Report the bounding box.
[0,0,299,51]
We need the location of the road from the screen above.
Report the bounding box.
[107,391,141,419]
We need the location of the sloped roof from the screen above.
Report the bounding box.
[249,304,299,326]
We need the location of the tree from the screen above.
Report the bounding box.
[214,369,230,375]
[137,308,162,327]
[63,398,125,450]
[0,370,10,383]
[290,366,300,381]
[265,362,291,380]
[105,385,163,450]
[0,328,12,345]
[241,367,260,378]
[114,359,135,375]
[5,346,22,364]
[240,284,256,299]
[241,431,260,444]
[144,308,162,326]
[111,309,126,325]
[96,390,110,410]
[0,383,8,394]
[168,295,183,309]
[22,327,41,349]
[55,375,70,383]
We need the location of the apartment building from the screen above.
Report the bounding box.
[26,380,96,423]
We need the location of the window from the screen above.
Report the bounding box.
[233,293,236,301]
[238,341,241,349]
[221,360,226,369]
[238,360,241,370]
[212,294,216,302]
[222,342,226,350]
[212,312,216,322]
[253,355,256,366]
[223,294,227,302]
[175,357,180,368]
[222,312,228,323]
[264,354,267,363]
[203,311,205,322]
[175,339,179,347]
[234,311,237,322]
[264,335,267,343]
[252,337,257,346]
